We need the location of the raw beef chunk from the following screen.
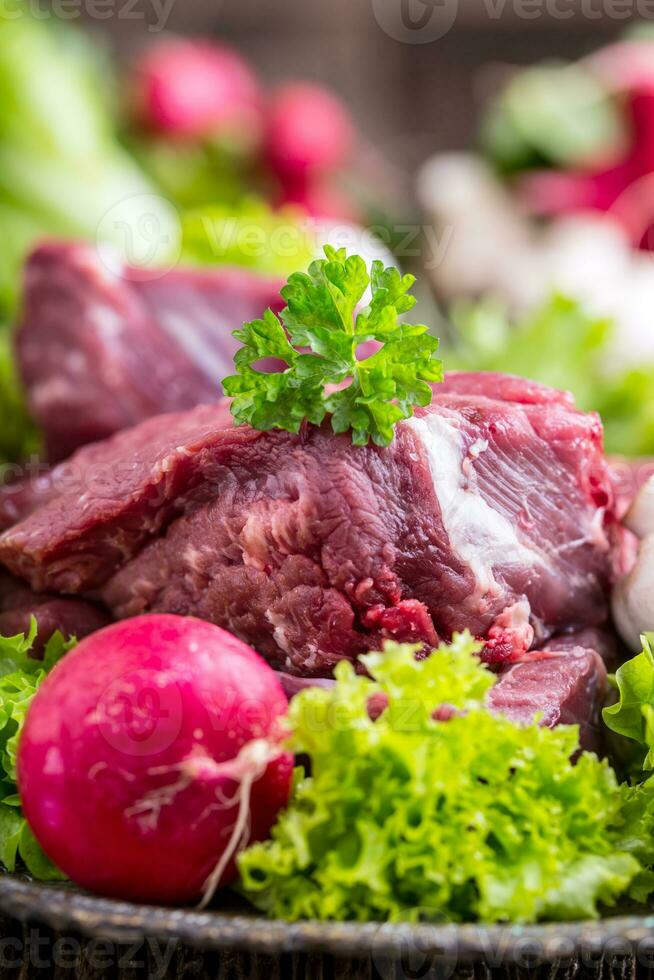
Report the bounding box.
[0,373,618,676]
[0,570,109,652]
[490,635,608,752]
[16,242,283,461]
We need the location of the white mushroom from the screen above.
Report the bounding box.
[415,153,536,302]
[613,475,654,650]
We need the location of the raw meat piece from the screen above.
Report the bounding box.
[0,373,617,675]
[276,631,609,752]
[544,626,620,665]
[0,570,109,653]
[16,242,283,461]
[0,464,64,532]
[489,636,608,752]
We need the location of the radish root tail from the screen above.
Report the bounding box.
[197,738,282,910]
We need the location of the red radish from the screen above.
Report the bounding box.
[131,40,264,147]
[588,40,654,96]
[265,83,354,183]
[277,177,360,223]
[519,71,654,250]
[17,615,293,905]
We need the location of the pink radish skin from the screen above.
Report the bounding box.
[132,40,264,145]
[277,177,360,223]
[17,615,293,905]
[265,83,354,183]
[519,85,654,249]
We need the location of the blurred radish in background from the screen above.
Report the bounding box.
[131,39,265,149]
[128,38,366,226]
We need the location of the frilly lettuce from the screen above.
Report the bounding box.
[0,3,177,463]
[181,198,315,277]
[480,61,625,174]
[239,635,643,923]
[0,621,73,880]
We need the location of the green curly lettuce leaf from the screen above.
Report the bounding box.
[448,294,611,408]
[611,776,654,903]
[239,635,641,923]
[598,367,654,459]
[223,246,443,447]
[593,638,654,900]
[0,621,74,880]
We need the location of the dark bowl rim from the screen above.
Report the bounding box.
[0,876,654,962]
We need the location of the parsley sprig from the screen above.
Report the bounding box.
[222,247,443,447]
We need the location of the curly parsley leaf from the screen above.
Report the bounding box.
[222,247,443,447]
[239,635,642,923]
[0,620,73,880]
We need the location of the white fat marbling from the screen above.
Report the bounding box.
[407,414,537,595]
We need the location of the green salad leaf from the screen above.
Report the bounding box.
[239,635,642,923]
[0,2,175,317]
[0,621,73,880]
[181,198,315,277]
[611,777,654,903]
[448,294,654,456]
[597,368,654,459]
[0,328,40,467]
[604,634,654,772]
[223,246,443,447]
[480,61,625,174]
[448,294,611,408]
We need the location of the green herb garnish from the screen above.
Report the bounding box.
[222,246,443,447]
